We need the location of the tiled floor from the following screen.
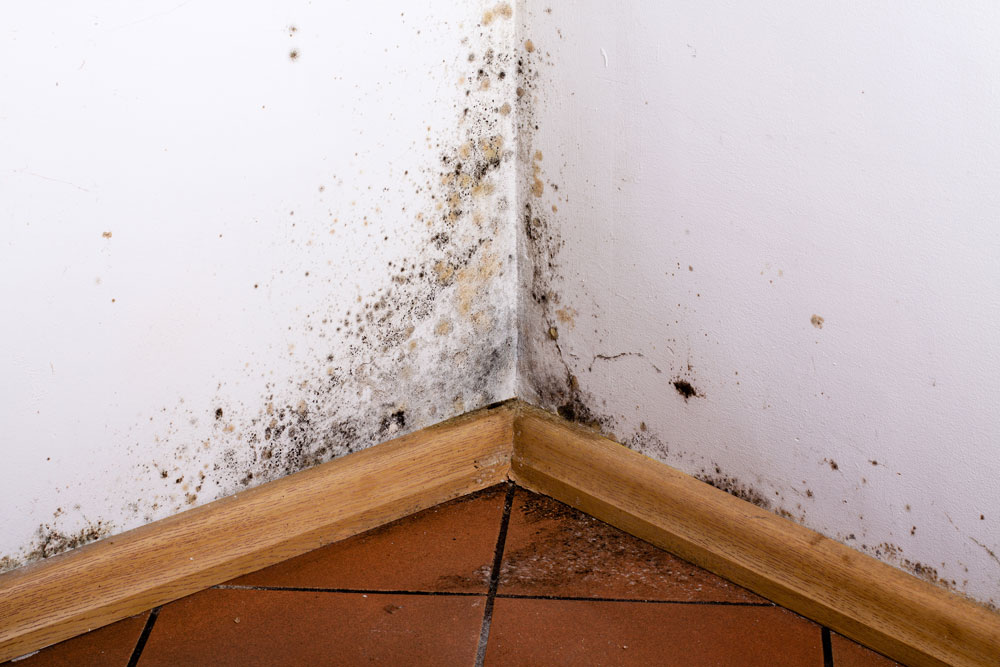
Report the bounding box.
[7,484,902,666]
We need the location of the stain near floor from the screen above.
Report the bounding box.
[5,486,902,666]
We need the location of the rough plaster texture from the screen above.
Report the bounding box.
[518,1,1000,609]
[3,0,999,614]
[1,1,519,570]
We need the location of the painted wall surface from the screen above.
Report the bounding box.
[519,2,1000,608]
[1,1,520,569]
[4,0,999,614]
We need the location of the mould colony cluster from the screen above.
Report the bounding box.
[513,27,600,429]
[135,7,521,520]
[0,5,521,573]
[862,542,961,594]
[0,519,112,572]
[693,464,810,526]
[514,20,704,439]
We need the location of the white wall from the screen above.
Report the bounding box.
[520,1,1000,609]
[5,0,999,614]
[1,1,519,570]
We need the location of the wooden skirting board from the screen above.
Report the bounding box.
[510,406,1000,667]
[2,401,998,665]
[0,404,515,663]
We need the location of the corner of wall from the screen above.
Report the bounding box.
[512,2,604,427]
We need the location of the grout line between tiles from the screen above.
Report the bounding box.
[822,626,834,666]
[212,589,775,607]
[213,584,484,597]
[493,593,776,606]
[474,481,516,667]
[126,606,160,667]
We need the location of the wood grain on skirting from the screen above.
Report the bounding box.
[0,404,515,663]
[3,400,998,665]
[509,406,1000,667]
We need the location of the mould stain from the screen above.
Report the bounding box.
[514,22,612,434]
[512,17,701,442]
[24,520,113,562]
[2,7,521,573]
[481,2,512,26]
[696,467,771,510]
[863,542,958,592]
[810,314,824,329]
[139,13,520,508]
[971,538,1000,567]
[672,379,698,401]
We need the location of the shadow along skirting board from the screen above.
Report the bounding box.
[1,401,998,665]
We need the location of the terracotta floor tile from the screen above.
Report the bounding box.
[832,633,904,666]
[498,488,767,603]
[485,598,823,666]
[4,612,149,666]
[228,484,507,593]
[138,588,484,666]
[11,483,908,667]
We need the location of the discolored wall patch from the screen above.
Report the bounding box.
[1,2,521,573]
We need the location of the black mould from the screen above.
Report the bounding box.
[672,379,698,401]
[25,520,112,561]
[695,469,771,510]
[105,15,523,539]
[379,409,407,436]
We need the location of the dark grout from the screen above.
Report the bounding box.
[473,481,516,667]
[211,588,776,607]
[214,584,483,597]
[821,626,834,666]
[126,606,160,667]
[494,593,776,606]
